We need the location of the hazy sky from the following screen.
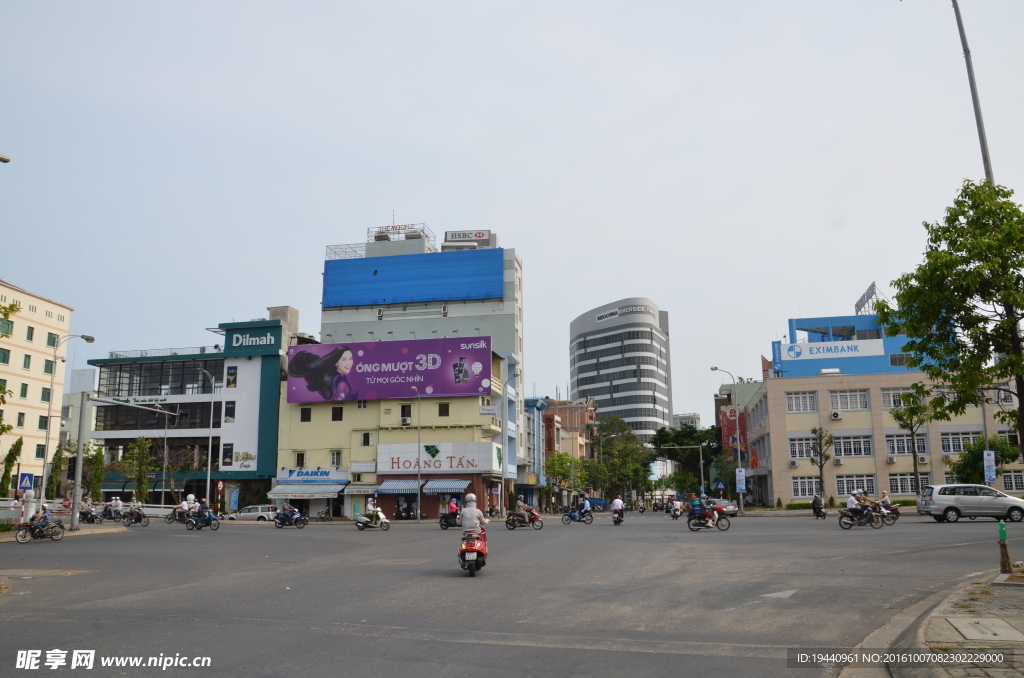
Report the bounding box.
[3,2,1023,426]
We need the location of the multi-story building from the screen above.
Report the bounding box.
[673,413,701,430]
[0,280,74,495]
[520,397,548,506]
[730,312,1024,506]
[542,398,597,458]
[570,297,672,443]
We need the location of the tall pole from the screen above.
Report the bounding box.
[711,367,743,515]
[39,334,93,502]
[952,0,994,184]
[69,393,91,531]
[411,386,421,523]
[199,369,217,505]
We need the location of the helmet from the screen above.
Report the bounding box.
[465,493,476,502]
[518,495,524,500]
[42,504,49,510]
[700,493,707,499]
[200,498,207,503]
[616,495,622,499]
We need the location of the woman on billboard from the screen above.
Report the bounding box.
[287,346,359,401]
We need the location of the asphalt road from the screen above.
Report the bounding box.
[0,511,1012,677]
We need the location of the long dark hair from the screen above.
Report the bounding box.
[288,346,352,400]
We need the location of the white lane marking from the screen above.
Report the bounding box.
[761,589,797,599]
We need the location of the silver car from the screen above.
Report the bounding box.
[919,484,1024,523]
[228,504,277,521]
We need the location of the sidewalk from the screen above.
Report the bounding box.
[0,522,129,543]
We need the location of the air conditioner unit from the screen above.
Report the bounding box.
[834,457,844,466]
[831,411,842,420]
[942,453,953,462]
[377,308,384,320]
[887,455,897,464]
[400,417,412,426]
[789,459,799,468]
[918,455,929,465]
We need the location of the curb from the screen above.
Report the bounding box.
[0,525,130,543]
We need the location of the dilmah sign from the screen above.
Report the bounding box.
[377,442,499,474]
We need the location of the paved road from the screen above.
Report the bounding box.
[0,512,1012,677]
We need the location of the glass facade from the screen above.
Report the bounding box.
[98,360,224,397]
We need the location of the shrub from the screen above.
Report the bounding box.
[894,499,918,506]
[786,502,813,510]
[775,497,783,509]
[827,495,835,508]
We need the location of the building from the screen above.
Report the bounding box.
[673,413,701,430]
[0,280,74,495]
[730,312,1024,506]
[520,397,548,506]
[542,397,597,458]
[86,309,297,507]
[570,297,672,443]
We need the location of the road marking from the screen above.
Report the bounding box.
[761,589,797,599]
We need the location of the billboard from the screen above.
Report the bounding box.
[287,337,492,403]
[781,339,884,360]
[720,406,747,461]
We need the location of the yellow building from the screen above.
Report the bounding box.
[0,280,74,494]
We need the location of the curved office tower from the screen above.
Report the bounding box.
[569,298,672,443]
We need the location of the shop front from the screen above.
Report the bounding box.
[267,468,349,518]
[343,484,377,520]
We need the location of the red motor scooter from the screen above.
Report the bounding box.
[459,529,488,576]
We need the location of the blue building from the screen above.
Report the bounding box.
[519,397,548,505]
[770,314,917,379]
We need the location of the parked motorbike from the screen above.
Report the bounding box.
[15,519,65,543]
[122,507,150,527]
[612,508,625,526]
[273,510,306,529]
[561,508,593,525]
[186,511,221,531]
[838,508,883,530]
[356,507,390,531]
[686,505,731,532]
[439,512,462,530]
[486,506,500,519]
[505,508,543,530]
[459,529,488,576]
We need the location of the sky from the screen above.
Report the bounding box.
[3,1,1024,427]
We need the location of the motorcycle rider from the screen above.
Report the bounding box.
[610,495,625,521]
[577,495,592,519]
[448,496,459,515]
[177,498,189,521]
[699,493,716,528]
[31,503,52,537]
[514,495,531,526]
[366,497,379,525]
[111,495,124,519]
[282,499,301,525]
[672,496,683,517]
[811,493,825,518]
[461,493,489,534]
[847,491,871,523]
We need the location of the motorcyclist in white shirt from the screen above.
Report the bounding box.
[461,493,489,534]
[610,495,625,521]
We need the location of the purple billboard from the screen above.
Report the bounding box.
[286,337,493,403]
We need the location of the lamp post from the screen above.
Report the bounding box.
[40,334,94,502]
[711,366,743,515]
[951,0,994,184]
[411,386,422,524]
[198,368,217,506]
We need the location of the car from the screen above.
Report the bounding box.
[919,484,1024,523]
[227,504,277,521]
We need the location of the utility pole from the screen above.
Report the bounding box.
[951,0,994,184]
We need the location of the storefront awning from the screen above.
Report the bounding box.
[344,485,379,495]
[376,480,422,494]
[422,479,471,494]
[267,484,347,499]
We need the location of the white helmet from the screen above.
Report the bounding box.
[465,493,477,502]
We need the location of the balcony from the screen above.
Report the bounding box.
[491,377,503,395]
[108,346,221,359]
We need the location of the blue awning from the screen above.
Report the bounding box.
[422,479,471,494]
[376,480,422,494]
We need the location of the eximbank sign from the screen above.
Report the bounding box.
[774,339,885,362]
[224,326,283,356]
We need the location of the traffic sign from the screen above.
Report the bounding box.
[217,480,224,492]
[697,484,704,494]
[61,498,71,509]
[713,481,727,491]
[18,473,34,491]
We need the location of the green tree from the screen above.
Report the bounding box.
[805,427,834,500]
[581,458,609,496]
[45,442,67,500]
[876,180,1024,459]
[89,447,105,501]
[544,452,587,492]
[652,424,720,488]
[599,417,654,502]
[888,386,944,497]
[127,437,154,504]
[0,437,23,499]
[947,435,1019,485]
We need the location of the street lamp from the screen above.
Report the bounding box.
[198,368,218,506]
[0,154,10,163]
[711,366,743,515]
[39,334,94,502]
[411,386,422,524]
[951,0,994,184]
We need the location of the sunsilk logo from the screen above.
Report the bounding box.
[288,470,330,478]
[461,340,487,350]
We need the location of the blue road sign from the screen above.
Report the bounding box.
[374,490,379,498]
[698,484,704,493]
[18,473,34,491]
[229,487,239,512]
[713,480,727,490]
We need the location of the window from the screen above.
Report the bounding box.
[400,404,412,418]
[791,476,821,498]
[890,353,910,367]
[22,354,31,370]
[19,383,28,398]
[941,432,982,453]
[41,387,51,403]
[43,360,54,375]
[357,400,368,409]
[38,415,48,430]
[45,310,52,319]
[16,412,25,427]
[945,472,959,485]
[786,392,817,413]
[295,452,306,468]
[0,379,6,393]
[330,450,342,466]
[0,348,8,365]
[855,329,881,340]
[60,405,70,418]
[46,332,58,348]
[830,390,868,411]
[25,326,34,341]
[361,432,374,446]
[836,474,875,496]
[1003,471,1024,492]
[885,435,926,455]
[834,436,873,457]
[58,314,65,323]
[221,443,233,467]
[27,305,36,313]
[881,388,913,409]
[999,390,1015,404]
[332,406,343,422]
[35,444,45,459]
[300,407,311,422]
[438,403,450,417]
[889,472,930,494]
[789,438,816,458]
[223,401,235,423]
[0,320,11,335]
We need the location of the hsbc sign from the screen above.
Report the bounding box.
[445,230,491,242]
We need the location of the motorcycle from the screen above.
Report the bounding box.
[122,507,150,527]
[356,507,390,531]
[273,511,306,529]
[186,511,221,531]
[638,505,646,515]
[671,506,682,521]
[439,511,462,530]
[561,508,593,525]
[871,504,898,526]
[165,508,192,524]
[686,505,731,532]
[459,529,488,576]
[812,503,829,520]
[505,508,543,530]
[612,508,625,526]
[838,508,883,530]
[486,506,501,519]
[78,508,103,524]
[15,519,65,543]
